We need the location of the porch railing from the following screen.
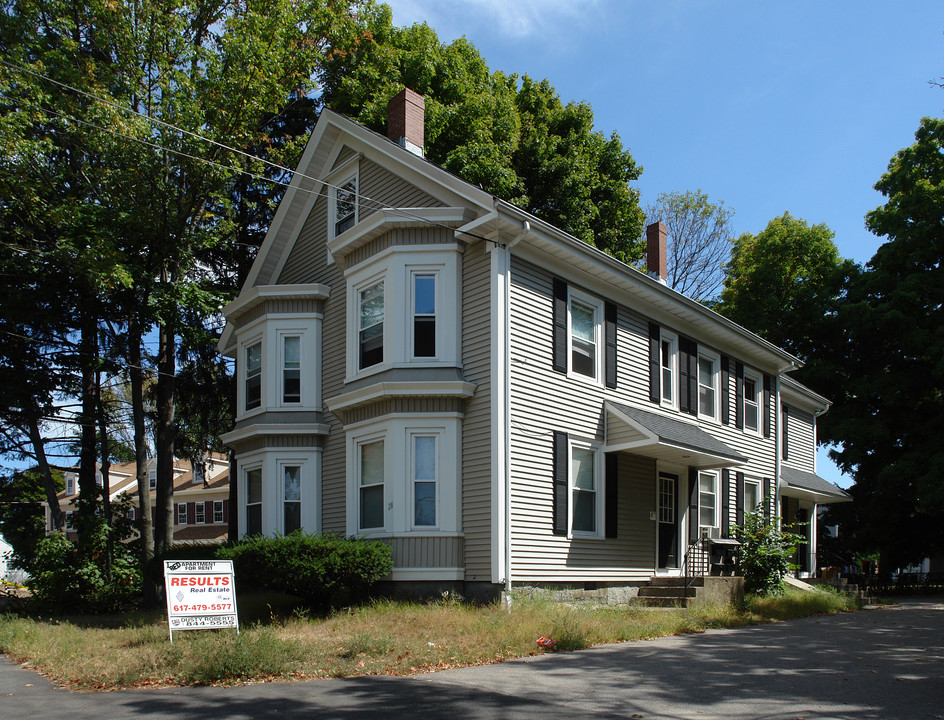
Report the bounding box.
[682,535,709,592]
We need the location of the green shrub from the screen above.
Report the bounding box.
[732,510,805,596]
[216,533,393,610]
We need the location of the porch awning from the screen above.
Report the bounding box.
[780,466,851,503]
[604,401,748,469]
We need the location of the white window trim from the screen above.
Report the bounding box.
[566,289,605,385]
[177,503,188,526]
[698,471,720,536]
[743,477,762,515]
[697,350,721,423]
[409,429,442,530]
[243,463,264,537]
[213,500,224,524]
[569,438,605,539]
[345,416,461,536]
[344,247,460,382]
[660,331,678,410]
[195,503,205,524]
[239,333,264,419]
[279,331,303,407]
[742,369,763,435]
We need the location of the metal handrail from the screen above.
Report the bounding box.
[682,535,705,592]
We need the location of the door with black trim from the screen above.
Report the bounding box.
[657,472,679,569]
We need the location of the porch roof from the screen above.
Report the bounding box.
[604,401,748,469]
[780,465,851,503]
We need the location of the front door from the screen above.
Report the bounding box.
[657,473,679,569]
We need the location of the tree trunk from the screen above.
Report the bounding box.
[97,368,113,583]
[154,317,176,554]
[129,314,158,606]
[77,307,100,550]
[26,410,64,530]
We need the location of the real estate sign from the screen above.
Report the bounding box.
[163,560,238,641]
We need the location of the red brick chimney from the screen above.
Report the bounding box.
[387,88,425,157]
[646,221,668,284]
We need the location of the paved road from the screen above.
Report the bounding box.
[2,600,943,719]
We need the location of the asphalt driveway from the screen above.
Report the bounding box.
[2,599,942,720]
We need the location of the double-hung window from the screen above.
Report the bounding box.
[698,472,718,533]
[246,342,262,410]
[213,500,224,524]
[571,444,598,534]
[412,273,436,358]
[177,504,188,525]
[335,177,357,235]
[246,468,262,536]
[359,440,384,530]
[283,465,301,534]
[359,282,384,370]
[282,336,301,404]
[195,503,205,524]
[698,354,718,419]
[412,434,437,527]
[743,372,760,432]
[570,300,597,378]
[149,469,157,490]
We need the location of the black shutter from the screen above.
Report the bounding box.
[552,279,568,373]
[735,361,745,430]
[763,374,773,438]
[205,501,213,524]
[605,453,618,538]
[721,356,731,425]
[605,302,618,389]
[782,405,789,460]
[187,502,196,525]
[688,468,699,544]
[736,471,745,525]
[763,477,772,523]
[648,322,660,402]
[552,431,569,536]
[678,337,698,416]
[721,469,730,538]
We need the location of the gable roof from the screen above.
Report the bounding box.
[225,104,802,374]
[781,465,850,503]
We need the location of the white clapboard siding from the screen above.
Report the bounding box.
[784,407,817,474]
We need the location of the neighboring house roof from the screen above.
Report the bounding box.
[781,465,850,503]
[606,401,748,469]
[172,526,229,543]
[780,375,831,414]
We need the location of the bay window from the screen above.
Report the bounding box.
[282,335,301,404]
[246,342,262,410]
[359,282,384,370]
[412,434,437,527]
[246,467,262,536]
[283,465,301,534]
[359,440,385,530]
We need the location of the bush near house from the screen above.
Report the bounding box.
[733,510,805,595]
[215,533,393,610]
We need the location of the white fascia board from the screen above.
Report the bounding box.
[220,423,330,446]
[780,375,832,413]
[495,202,800,374]
[324,381,476,414]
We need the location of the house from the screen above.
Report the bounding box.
[218,88,847,600]
[50,454,231,544]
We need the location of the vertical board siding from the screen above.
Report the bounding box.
[386,536,463,568]
[507,257,778,581]
[461,241,493,580]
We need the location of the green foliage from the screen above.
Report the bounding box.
[0,467,62,570]
[27,529,142,612]
[215,533,393,610]
[715,212,855,365]
[321,15,645,261]
[732,511,805,596]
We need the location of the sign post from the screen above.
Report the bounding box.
[163,559,239,643]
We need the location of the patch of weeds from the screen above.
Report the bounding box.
[340,630,395,658]
[172,628,303,685]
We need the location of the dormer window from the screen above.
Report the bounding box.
[335,177,357,235]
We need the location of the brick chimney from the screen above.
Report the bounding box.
[646,221,668,284]
[387,88,425,157]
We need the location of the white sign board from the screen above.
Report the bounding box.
[163,560,239,641]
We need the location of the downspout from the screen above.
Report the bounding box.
[774,374,782,529]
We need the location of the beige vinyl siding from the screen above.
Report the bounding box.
[278,192,329,285]
[507,257,779,580]
[385,536,463,568]
[461,241,492,580]
[229,435,325,455]
[332,146,358,172]
[346,227,455,268]
[784,407,816,473]
[358,158,444,222]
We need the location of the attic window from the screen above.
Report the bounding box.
[335,177,357,235]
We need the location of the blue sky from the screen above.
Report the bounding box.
[384,0,944,488]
